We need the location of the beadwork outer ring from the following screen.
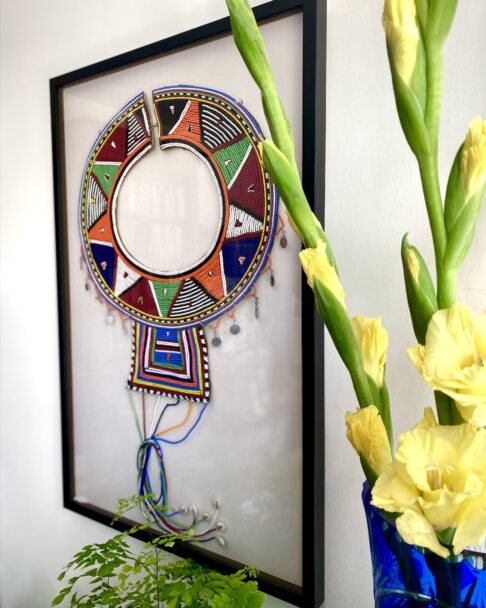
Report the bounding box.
[79,85,278,329]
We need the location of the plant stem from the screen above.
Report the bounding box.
[419,42,451,306]
[424,43,443,165]
[380,382,394,450]
[349,367,375,410]
[435,391,452,425]
[417,153,447,282]
[437,267,458,309]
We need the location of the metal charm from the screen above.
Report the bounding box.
[211,329,222,347]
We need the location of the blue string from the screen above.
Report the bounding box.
[138,403,207,507]
[156,403,208,445]
[137,402,209,535]
[138,439,166,505]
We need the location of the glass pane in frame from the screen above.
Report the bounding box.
[52,3,324,605]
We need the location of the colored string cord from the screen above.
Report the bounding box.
[156,403,193,437]
[274,212,286,238]
[128,391,143,442]
[260,255,273,275]
[137,402,217,540]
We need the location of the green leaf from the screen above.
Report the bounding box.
[261,141,322,249]
[444,145,465,234]
[426,0,458,45]
[379,379,394,450]
[444,144,486,277]
[387,44,430,159]
[415,0,429,32]
[444,191,485,274]
[314,280,373,408]
[51,594,66,606]
[401,234,437,344]
[409,32,427,114]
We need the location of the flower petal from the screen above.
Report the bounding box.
[396,509,450,558]
[345,405,392,477]
[453,490,486,555]
[456,402,486,427]
[372,463,418,513]
[419,489,470,532]
[423,305,477,379]
[413,407,438,430]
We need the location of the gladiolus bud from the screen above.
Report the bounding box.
[261,141,321,248]
[461,117,486,203]
[351,316,389,389]
[401,235,438,344]
[382,0,420,87]
[346,405,392,485]
[382,0,428,157]
[444,119,486,278]
[299,241,346,307]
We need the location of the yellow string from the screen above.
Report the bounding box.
[156,402,194,437]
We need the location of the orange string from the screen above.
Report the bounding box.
[156,403,194,437]
[207,316,222,332]
[245,285,257,299]
[274,213,286,237]
[260,256,273,274]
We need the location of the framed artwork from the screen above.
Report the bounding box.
[50,0,325,605]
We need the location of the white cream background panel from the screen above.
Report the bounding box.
[326,1,486,607]
[62,15,303,585]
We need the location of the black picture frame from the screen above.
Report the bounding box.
[50,0,325,605]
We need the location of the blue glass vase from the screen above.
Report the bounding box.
[363,483,486,607]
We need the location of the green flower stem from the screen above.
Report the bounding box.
[435,391,463,426]
[348,366,375,411]
[437,266,458,309]
[424,43,443,164]
[261,88,298,173]
[380,381,394,449]
[417,153,447,280]
[435,391,452,425]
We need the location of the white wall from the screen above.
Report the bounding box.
[325,1,486,606]
[0,0,288,606]
[2,1,486,607]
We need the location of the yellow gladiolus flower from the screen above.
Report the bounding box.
[407,304,486,426]
[346,405,392,478]
[372,423,486,557]
[382,0,419,86]
[413,407,438,430]
[351,316,389,388]
[299,240,346,307]
[461,117,486,203]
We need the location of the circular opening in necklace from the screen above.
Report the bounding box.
[114,145,223,276]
